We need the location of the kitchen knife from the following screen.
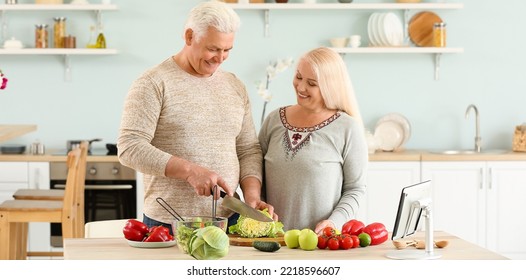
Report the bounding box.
[220,193,273,223]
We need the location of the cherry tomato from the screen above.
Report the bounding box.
[317,235,328,249]
[350,235,360,248]
[323,226,336,238]
[339,236,353,250]
[327,237,340,250]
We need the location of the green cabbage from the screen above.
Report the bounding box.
[189,226,229,260]
[228,208,284,238]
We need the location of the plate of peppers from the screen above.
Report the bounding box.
[123,219,176,248]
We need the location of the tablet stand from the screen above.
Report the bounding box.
[386,200,442,260]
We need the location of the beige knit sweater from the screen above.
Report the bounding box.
[117,57,262,223]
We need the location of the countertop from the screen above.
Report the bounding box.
[2,150,526,162]
[63,231,507,260]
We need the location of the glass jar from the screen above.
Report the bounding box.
[53,17,67,48]
[433,22,447,47]
[35,24,49,48]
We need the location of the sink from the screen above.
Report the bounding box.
[430,149,509,155]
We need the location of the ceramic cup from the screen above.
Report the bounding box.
[350,35,361,48]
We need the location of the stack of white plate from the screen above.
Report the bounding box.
[373,113,411,152]
[367,12,404,47]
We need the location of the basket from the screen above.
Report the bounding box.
[512,125,526,152]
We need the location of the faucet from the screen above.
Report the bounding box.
[465,104,481,153]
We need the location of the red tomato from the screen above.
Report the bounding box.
[323,226,336,237]
[317,235,328,249]
[350,235,360,248]
[339,236,353,250]
[327,237,340,250]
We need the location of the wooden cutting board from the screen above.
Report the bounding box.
[228,234,286,247]
[408,11,443,47]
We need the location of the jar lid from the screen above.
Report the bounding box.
[434,22,446,27]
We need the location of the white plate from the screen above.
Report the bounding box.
[383,12,404,46]
[127,239,176,248]
[376,13,389,47]
[374,121,404,152]
[377,113,411,148]
[373,13,385,46]
[368,13,381,46]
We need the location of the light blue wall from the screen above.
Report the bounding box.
[1,0,525,152]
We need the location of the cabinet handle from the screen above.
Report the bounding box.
[479,168,483,189]
[488,168,492,190]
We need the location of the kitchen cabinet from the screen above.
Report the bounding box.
[421,161,526,260]
[358,161,421,231]
[228,2,463,79]
[0,3,118,80]
[0,161,52,258]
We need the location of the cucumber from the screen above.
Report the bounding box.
[253,241,281,252]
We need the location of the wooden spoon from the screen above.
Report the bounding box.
[415,239,449,249]
[392,240,416,249]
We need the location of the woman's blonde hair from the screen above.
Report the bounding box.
[184,1,241,42]
[299,47,363,125]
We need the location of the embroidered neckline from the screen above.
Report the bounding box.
[279,106,341,160]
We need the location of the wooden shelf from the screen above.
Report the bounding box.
[0,125,37,143]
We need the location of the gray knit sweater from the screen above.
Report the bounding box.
[118,57,262,223]
[259,107,368,231]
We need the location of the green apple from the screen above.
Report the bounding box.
[284,229,301,249]
[298,228,318,251]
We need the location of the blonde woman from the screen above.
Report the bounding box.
[259,47,368,234]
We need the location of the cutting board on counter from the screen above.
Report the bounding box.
[228,234,286,247]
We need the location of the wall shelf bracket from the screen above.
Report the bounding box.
[64,54,72,82]
[264,9,269,37]
[434,53,441,81]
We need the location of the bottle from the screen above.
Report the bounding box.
[96,25,106,49]
[35,24,49,48]
[86,25,97,48]
[433,22,446,47]
[53,17,67,48]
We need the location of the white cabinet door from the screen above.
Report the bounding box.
[27,162,51,255]
[0,162,29,203]
[28,162,50,190]
[360,161,421,231]
[421,161,485,247]
[486,161,526,260]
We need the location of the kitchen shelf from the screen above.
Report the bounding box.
[0,3,118,81]
[228,2,464,80]
[0,48,117,55]
[0,4,118,11]
[227,3,464,10]
[227,2,463,36]
[331,47,464,80]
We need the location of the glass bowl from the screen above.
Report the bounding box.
[172,216,228,254]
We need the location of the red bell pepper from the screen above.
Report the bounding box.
[341,219,365,236]
[144,225,173,242]
[122,219,150,241]
[362,222,388,245]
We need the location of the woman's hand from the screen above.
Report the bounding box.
[314,220,336,235]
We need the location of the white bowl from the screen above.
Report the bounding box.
[329,37,349,48]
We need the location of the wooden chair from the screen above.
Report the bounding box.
[0,142,88,259]
[84,219,129,238]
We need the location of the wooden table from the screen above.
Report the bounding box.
[64,231,507,260]
[0,124,36,143]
